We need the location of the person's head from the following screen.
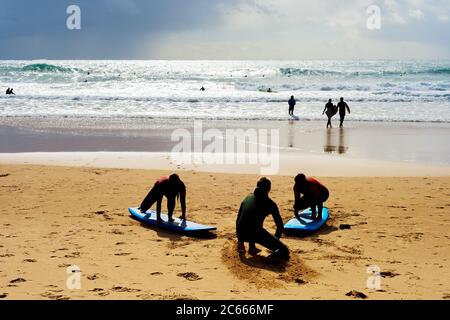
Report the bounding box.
[169,173,185,198]
[340,97,344,102]
[291,95,294,99]
[256,177,271,195]
[328,99,332,103]
[294,173,307,189]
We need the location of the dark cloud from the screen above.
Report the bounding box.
[0,0,240,59]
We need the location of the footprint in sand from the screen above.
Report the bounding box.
[345,290,367,299]
[41,292,70,300]
[23,259,37,263]
[114,252,132,256]
[86,274,100,280]
[150,272,163,276]
[111,286,141,293]
[380,271,399,278]
[0,174,10,178]
[10,278,26,284]
[177,272,202,281]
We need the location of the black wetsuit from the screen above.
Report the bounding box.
[324,102,336,128]
[236,188,289,257]
[337,101,350,127]
[139,176,186,219]
[288,98,296,115]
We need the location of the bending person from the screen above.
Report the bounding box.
[236,177,289,260]
[139,174,186,223]
[293,174,329,221]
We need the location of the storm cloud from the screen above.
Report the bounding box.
[0,0,448,59]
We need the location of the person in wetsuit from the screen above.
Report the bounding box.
[322,99,337,128]
[236,177,289,260]
[139,174,186,223]
[293,174,329,221]
[337,97,351,128]
[288,96,296,116]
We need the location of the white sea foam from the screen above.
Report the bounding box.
[0,60,449,123]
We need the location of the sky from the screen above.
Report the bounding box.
[0,0,449,60]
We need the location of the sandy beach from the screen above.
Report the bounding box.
[0,162,449,300]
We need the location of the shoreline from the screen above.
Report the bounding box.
[1,119,450,167]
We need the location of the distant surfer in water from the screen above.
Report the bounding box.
[337,97,351,128]
[236,177,289,260]
[288,96,296,116]
[200,86,206,91]
[6,88,15,95]
[293,174,329,221]
[139,174,186,223]
[322,99,337,128]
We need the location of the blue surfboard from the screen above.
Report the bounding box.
[128,207,216,234]
[284,207,329,235]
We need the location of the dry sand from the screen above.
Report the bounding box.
[0,164,449,300]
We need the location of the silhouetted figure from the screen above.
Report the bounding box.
[6,88,15,95]
[322,99,337,128]
[236,178,289,260]
[293,174,330,221]
[200,86,206,91]
[267,88,272,93]
[6,88,10,95]
[139,174,186,223]
[337,97,351,128]
[288,96,296,116]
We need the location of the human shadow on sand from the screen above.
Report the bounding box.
[130,215,217,240]
[285,223,338,239]
[238,250,288,273]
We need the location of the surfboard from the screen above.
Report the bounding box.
[284,207,329,235]
[128,207,216,234]
[289,114,300,120]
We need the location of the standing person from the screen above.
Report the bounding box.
[288,95,296,116]
[139,174,186,223]
[322,99,337,128]
[6,88,10,95]
[236,177,289,260]
[337,97,351,128]
[293,174,329,221]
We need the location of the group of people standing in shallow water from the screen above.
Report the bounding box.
[138,173,330,261]
[289,96,351,128]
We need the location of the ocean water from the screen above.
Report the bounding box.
[0,60,449,123]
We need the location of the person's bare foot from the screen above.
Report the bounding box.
[237,242,246,253]
[156,218,164,224]
[168,217,175,223]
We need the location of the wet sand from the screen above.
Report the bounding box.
[0,165,449,300]
[1,118,449,165]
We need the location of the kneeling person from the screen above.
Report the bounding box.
[236,177,289,260]
[139,174,186,223]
